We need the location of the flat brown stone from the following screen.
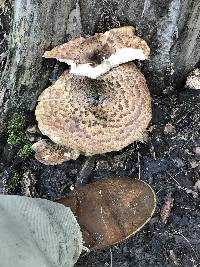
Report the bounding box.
[56,176,156,251]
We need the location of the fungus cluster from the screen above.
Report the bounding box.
[33,26,152,165]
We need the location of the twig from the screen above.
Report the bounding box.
[166,171,181,186]
[137,149,141,179]
[160,192,174,224]
[110,248,113,267]
[75,156,95,187]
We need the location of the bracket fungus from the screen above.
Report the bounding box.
[43,26,150,79]
[35,63,151,161]
[56,176,156,251]
[34,26,152,164]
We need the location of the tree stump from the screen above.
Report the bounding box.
[0,0,199,139]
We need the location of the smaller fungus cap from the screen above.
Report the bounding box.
[35,63,151,157]
[32,139,80,165]
[43,26,150,78]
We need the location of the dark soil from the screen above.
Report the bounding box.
[74,89,200,267]
[0,4,200,267]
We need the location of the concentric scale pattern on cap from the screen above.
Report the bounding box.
[35,63,151,156]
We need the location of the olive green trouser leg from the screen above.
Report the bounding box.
[0,195,83,267]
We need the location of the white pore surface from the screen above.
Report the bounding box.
[57,48,147,79]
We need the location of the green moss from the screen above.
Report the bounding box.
[3,172,21,193]
[7,116,27,145]
[7,116,33,158]
[19,143,33,158]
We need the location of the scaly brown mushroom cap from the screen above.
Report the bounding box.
[43,26,150,78]
[35,63,151,156]
[56,176,156,251]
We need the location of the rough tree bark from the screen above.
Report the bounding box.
[0,0,199,139]
[0,0,76,135]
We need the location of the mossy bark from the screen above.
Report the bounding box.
[0,0,199,139]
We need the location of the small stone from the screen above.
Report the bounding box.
[26,125,41,142]
[169,250,179,266]
[70,184,75,191]
[190,160,199,169]
[185,188,198,198]
[26,125,38,134]
[164,123,176,134]
[186,68,200,90]
[194,180,200,192]
[193,147,200,155]
[173,157,185,168]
